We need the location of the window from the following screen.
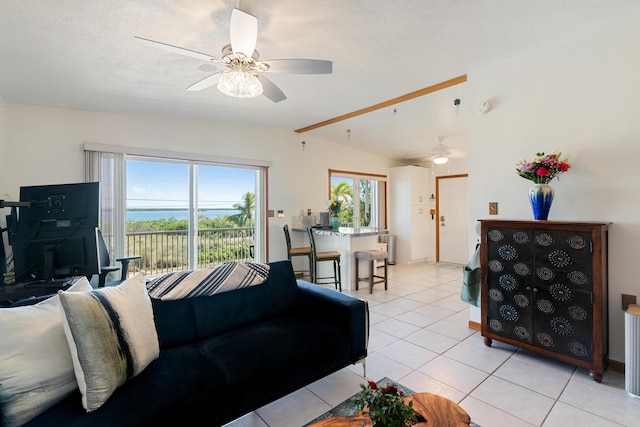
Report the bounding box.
[126,158,260,276]
[85,143,269,279]
[329,169,386,229]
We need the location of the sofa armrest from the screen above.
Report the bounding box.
[296,280,368,360]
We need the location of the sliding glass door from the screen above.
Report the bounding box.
[125,158,262,277]
[195,164,259,269]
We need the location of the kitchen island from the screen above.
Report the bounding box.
[293,227,389,291]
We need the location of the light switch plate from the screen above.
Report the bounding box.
[623,294,637,311]
[489,202,498,215]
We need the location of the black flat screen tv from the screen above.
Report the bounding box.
[12,182,100,283]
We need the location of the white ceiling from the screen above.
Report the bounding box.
[1,0,639,162]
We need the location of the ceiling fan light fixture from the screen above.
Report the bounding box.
[433,156,449,165]
[217,64,263,98]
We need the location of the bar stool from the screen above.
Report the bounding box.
[307,227,342,292]
[283,224,312,279]
[354,250,388,294]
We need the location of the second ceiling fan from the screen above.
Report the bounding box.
[135,8,332,102]
[425,137,467,165]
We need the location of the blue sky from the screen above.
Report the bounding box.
[126,159,256,209]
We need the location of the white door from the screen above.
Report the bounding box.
[438,175,469,264]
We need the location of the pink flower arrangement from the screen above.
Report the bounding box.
[516,152,570,184]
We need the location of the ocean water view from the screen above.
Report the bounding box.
[127,209,240,222]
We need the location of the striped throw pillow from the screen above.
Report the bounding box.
[58,273,159,412]
[147,262,270,300]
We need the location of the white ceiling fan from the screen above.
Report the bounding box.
[135,8,332,102]
[424,136,466,165]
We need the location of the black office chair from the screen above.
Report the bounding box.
[97,229,141,288]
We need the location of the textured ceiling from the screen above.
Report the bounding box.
[1,0,639,161]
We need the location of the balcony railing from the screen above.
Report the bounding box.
[125,227,255,278]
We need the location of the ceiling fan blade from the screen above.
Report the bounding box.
[230,8,257,58]
[186,72,223,91]
[432,142,449,153]
[262,59,332,74]
[135,36,215,62]
[256,74,286,103]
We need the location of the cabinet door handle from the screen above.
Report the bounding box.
[533,288,538,293]
[526,286,531,291]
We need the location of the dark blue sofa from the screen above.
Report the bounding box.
[24,260,368,426]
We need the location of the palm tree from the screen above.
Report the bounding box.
[230,191,255,227]
[331,181,352,206]
[331,181,353,221]
[359,179,373,226]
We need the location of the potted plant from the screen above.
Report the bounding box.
[327,199,342,229]
[355,381,418,427]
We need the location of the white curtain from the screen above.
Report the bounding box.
[84,149,126,263]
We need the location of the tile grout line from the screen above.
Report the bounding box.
[455,348,537,425]
[536,365,578,427]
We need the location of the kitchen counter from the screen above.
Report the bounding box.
[304,227,389,237]
[293,227,389,291]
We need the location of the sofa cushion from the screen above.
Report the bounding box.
[150,260,299,347]
[198,312,352,423]
[58,273,159,412]
[0,277,93,427]
[150,296,199,349]
[24,343,231,427]
[193,260,299,339]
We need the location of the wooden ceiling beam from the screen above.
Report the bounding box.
[295,74,467,134]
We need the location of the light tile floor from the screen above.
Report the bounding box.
[225,262,640,427]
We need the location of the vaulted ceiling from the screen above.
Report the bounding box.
[1,0,638,161]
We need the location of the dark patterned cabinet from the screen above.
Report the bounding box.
[479,220,609,382]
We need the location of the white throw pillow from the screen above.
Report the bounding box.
[58,272,159,412]
[0,277,93,427]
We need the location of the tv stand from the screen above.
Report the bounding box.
[23,278,73,288]
[0,279,73,307]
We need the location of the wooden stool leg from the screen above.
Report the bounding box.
[383,258,388,290]
[355,257,359,290]
[369,260,374,294]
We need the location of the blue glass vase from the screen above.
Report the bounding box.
[529,184,554,220]
[330,216,341,229]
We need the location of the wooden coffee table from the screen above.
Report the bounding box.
[307,392,471,426]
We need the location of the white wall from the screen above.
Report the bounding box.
[0,97,7,262]
[0,96,6,200]
[4,105,399,263]
[467,17,640,362]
